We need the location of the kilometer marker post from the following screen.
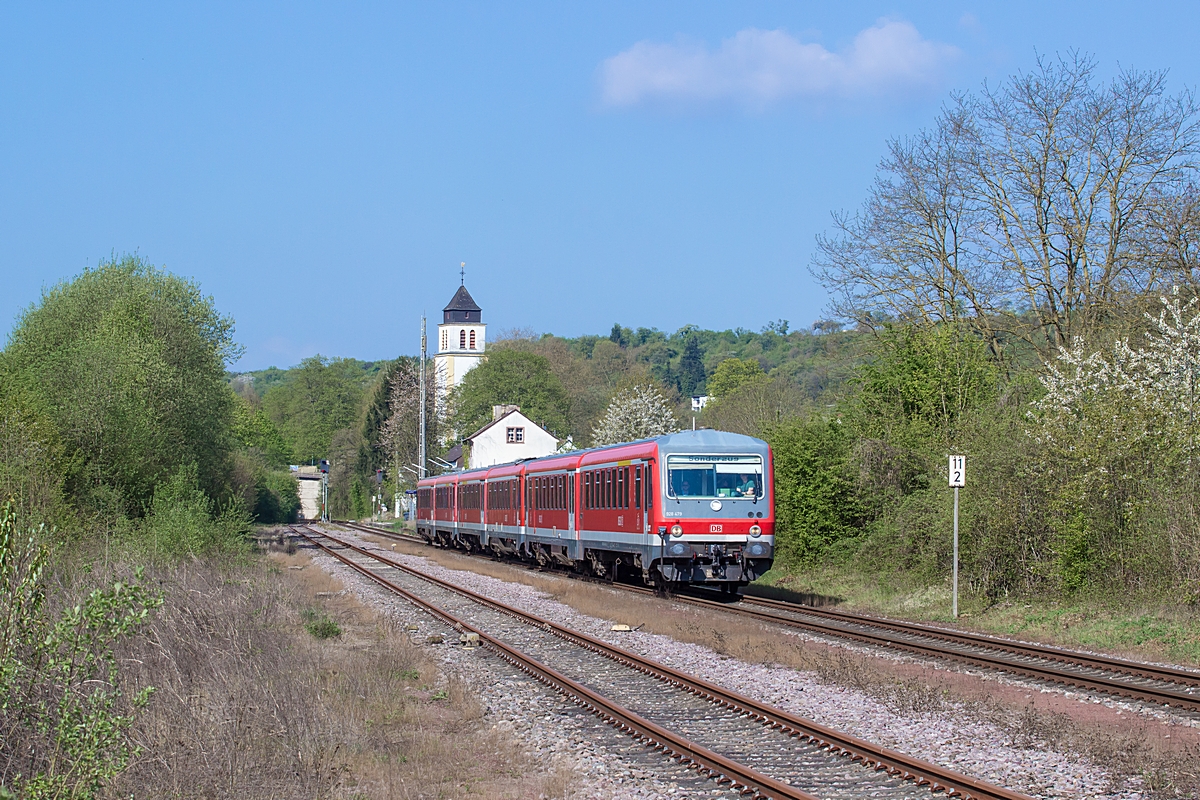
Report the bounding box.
[948,455,966,618]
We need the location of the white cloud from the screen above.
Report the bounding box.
[599,20,960,109]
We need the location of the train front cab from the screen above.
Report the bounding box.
[651,430,775,592]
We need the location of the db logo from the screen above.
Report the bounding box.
[710,524,723,533]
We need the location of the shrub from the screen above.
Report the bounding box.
[301,608,342,640]
[0,504,160,798]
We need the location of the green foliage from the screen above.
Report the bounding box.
[144,464,250,559]
[0,504,161,798]
[767,419,862,566]
[451,350,571,437]
[254,469,301,525]
[851,325,998,448]
[231,395,292,468]
[0,382,65,525]
[705,357,766,399]
[677,333,707,397]
[3,255,240,516]
[300,608,341,640]
[260,356,368,464]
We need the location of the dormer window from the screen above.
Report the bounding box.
[469,330,476,350]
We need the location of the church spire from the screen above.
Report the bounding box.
[443,284,481,323]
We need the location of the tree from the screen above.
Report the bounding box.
[591,385,679,446]
[2,256,240,514]
[378,357,442,484]
[450,350,571,438]
[813,53,1200,351]
[678,333,706,396]
[706,358,767,399]
[702,376,808,437]
[261,356,365,464]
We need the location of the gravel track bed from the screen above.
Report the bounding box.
[744,604,1200,728]
[304,540,748,799]
[322,527,1148,800]
[310,538,931,799]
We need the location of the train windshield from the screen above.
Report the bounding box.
[666,455,763,499]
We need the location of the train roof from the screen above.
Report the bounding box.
[417,429,769,484]
[654,429,770,455]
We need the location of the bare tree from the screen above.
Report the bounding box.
[814,53,1200,351]
[377,357,442,484]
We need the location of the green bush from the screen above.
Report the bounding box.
[3,255,240,517]
[767,418,862,567]
[0,504,161,798]
[301,608,341,640]
[144,464,250,559]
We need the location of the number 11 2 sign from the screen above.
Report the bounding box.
[948,455,966,488]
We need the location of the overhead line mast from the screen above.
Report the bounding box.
[419,314,427,480]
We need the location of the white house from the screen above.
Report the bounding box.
[434,283,486,402]
[464,405,558,468]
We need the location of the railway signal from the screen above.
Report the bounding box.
[948,455,965,618]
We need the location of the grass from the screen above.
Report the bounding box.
[72,543,581,799]
[757,563,1200,665]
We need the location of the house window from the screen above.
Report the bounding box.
[459,329,467,349]
[441,330,448,351]
[506,427,524,444]
[469,330,476,349]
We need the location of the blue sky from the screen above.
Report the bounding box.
[2,1,1198,370]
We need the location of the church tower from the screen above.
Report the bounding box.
[434,283,485,398]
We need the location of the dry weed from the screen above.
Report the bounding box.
[96,548,571,799]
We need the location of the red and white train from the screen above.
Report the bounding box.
[416,429,775,592]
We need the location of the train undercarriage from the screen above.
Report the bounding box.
[417,524,771,596]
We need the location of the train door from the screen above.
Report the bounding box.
[644,461,654,534]
[568,472,575,537]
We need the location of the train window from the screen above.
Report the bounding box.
[617,469,624,509]
[666,454,763,499]
[634,466,641,509]
[607,469,614,509]
[568,473,574,511]
[645,468,653,514]
[623,467,630,508]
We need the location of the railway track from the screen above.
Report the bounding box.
[340,519,1200,714]
[296,524,1031,800]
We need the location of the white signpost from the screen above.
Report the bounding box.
[948,455,966,618]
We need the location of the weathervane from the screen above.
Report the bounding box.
[460,261,465,285]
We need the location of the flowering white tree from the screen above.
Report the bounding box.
[1031,290,1200,477]
[591,385,679,446]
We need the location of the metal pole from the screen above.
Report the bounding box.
[952,486,959,619]
[419,315,427,480]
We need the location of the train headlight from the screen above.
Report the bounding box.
[670,524,683,538]
[749,525,762,538]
